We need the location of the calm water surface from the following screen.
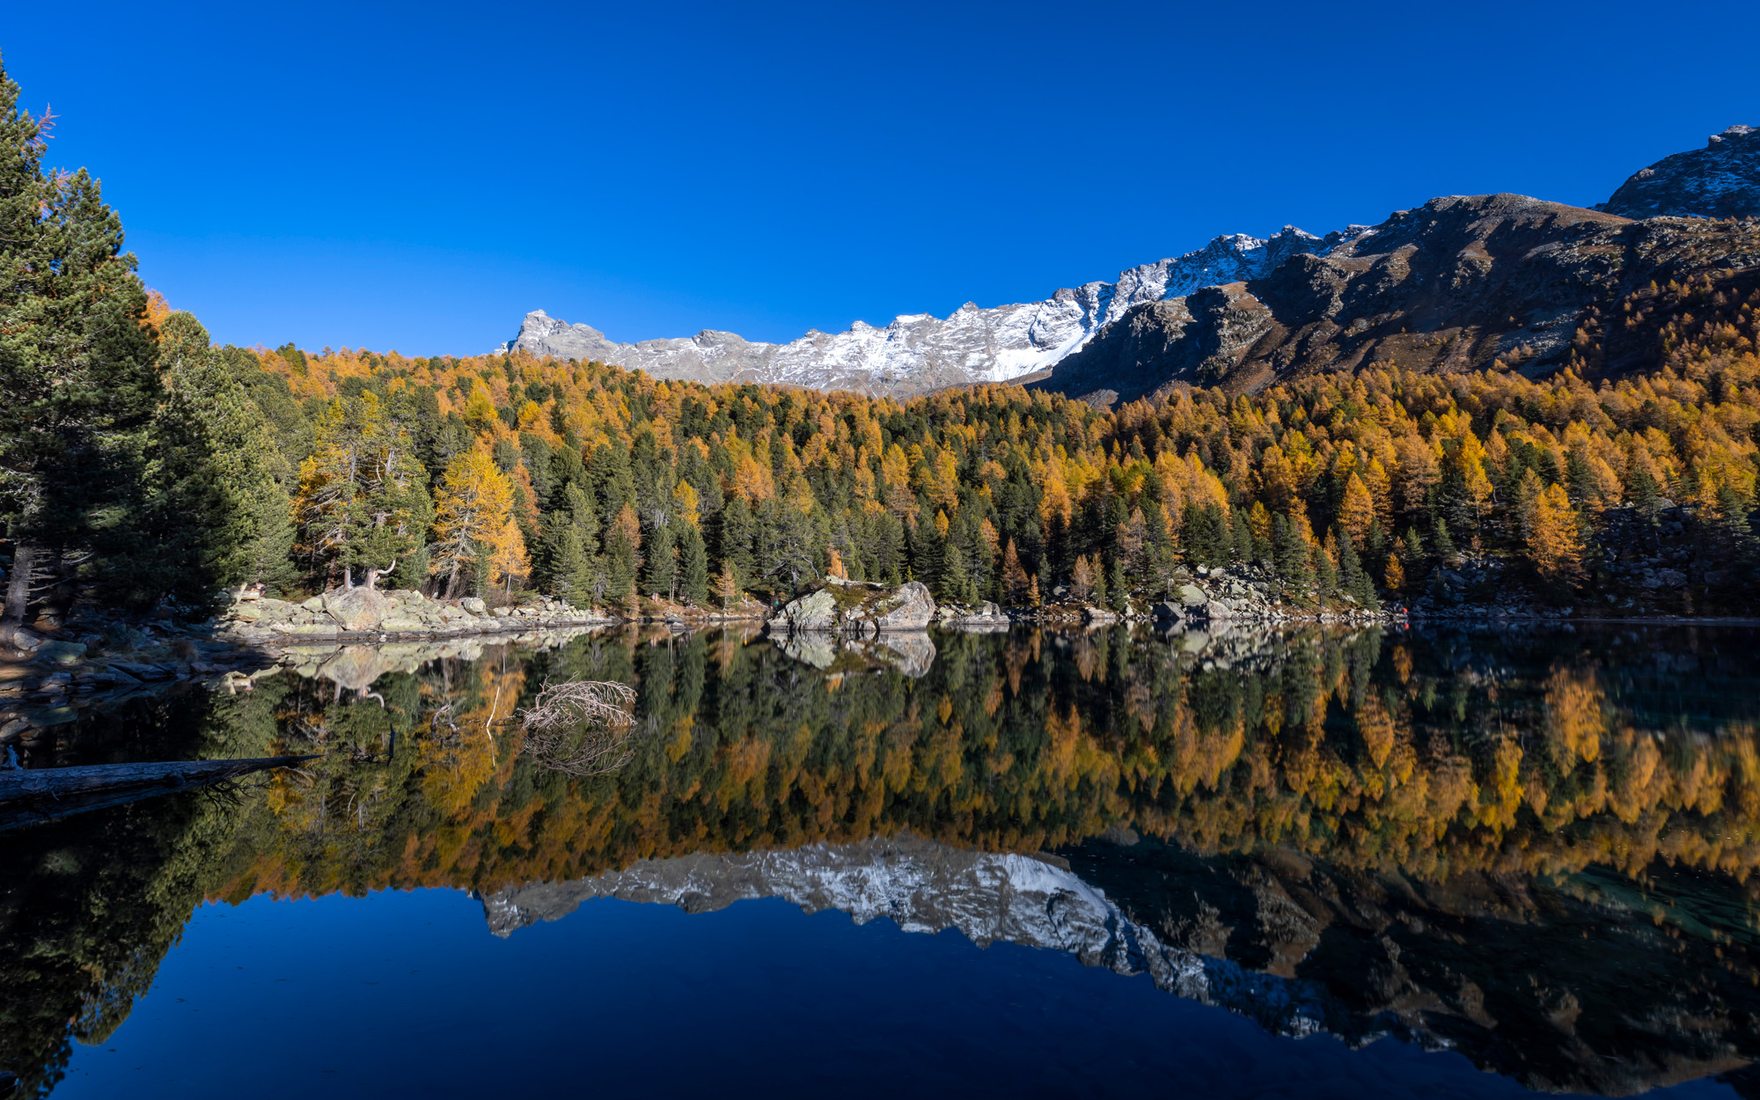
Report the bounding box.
[5,624,1760,1098]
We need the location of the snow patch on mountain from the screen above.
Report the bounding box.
[498,227,1339,395]
[1603,124,1760,220]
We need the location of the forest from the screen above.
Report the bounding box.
[3,60,1759,635]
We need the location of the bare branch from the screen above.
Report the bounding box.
[516,680,638,777]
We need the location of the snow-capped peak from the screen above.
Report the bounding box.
[497,228,1327,394]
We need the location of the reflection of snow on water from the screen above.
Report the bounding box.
[481,835,1330,1040]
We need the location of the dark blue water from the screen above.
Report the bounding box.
[56,889,1712,1100]
[8,624,1760,1098]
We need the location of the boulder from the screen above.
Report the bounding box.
[321,587,391,633]
[34,640,87,667]
[868,582,935,632]
[1177,583,1208,609]
[935,601,1009,628]
[768,580,935,635]
[460,597,488,615]
[769,589,838,632]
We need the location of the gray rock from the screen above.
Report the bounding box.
[769,589,838,633]
[768,580,935,635]
[322,587,391,633]
[34,641,87,667]
[869,582,935,632]
[460,597,488,615]
[1604,124,1760,220]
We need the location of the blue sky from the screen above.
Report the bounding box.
[6,1,1757,355]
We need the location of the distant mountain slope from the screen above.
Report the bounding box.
[1603,124,1760,220]
[502,124,1759,400]
[498,228,1335,394]
[1036,193,1760,403]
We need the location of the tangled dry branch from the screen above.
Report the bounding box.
[516,680,638,777]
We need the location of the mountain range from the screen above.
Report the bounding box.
[500,125,1760,401]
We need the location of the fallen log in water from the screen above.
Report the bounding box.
[0,755,313,832]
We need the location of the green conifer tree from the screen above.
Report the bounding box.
[1,63,161,630]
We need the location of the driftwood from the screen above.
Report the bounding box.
[0,755,313,832]
[517,680,637,777]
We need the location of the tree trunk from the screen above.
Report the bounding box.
[0,755,314,832]
[445,559,461,600]
[3,541,40,631]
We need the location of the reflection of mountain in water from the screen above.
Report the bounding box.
[484,833,1760,1098]
[482,835,1330,1035]
[10,623,1760,1099]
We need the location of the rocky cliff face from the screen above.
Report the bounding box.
[498,229,1332,394]
[1039,193,1760,402]
[1603,124,1760,220]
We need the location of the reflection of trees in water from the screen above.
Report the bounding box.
[4,625,1760,1095]
[188,625,1760,912]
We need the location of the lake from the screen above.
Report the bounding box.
[4,623,1759,1098]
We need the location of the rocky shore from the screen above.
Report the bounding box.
[220,586,618,645]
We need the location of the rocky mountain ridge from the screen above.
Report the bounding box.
[501,125,1760,401]
[499,228,1336,393]
[1602,124,1760,220]
[1039,191,1760,402]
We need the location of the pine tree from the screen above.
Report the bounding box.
[1000,538,1031,606]
[1338,472,1376,548]
[717,495,758,588]
[712,562,741,609]
[1335,526,1378,608]
[488,517,529,598]
[430,447,516,598]
[643,520,678,599]
[549,521,592,607]
[1522,477,1585,583]
[293,392,432,591]
[1384,552,1405,593]
[941,539,974,604]
[603,502,642,603]
[146,312,298,602]
[1070,554,1097,604]
[678,522,709,605]
[1,64,161,631]
[1272,515,1316,605]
